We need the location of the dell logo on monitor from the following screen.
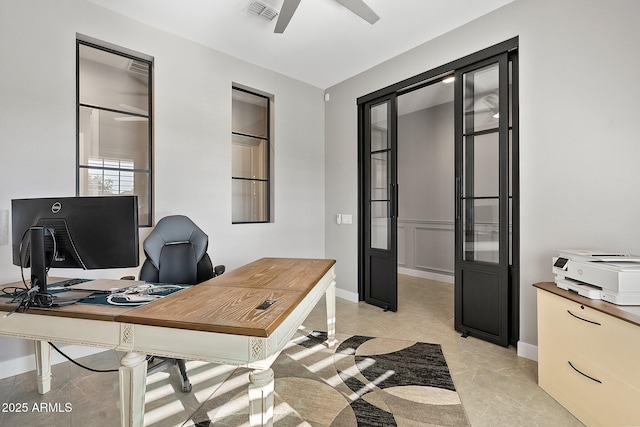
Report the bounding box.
[51,202,62,214]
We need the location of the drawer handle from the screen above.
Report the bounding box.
[568,361,602,384]
[567,310,601,325]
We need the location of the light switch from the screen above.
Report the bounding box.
[336,214,342,224]
[342,214,353,224]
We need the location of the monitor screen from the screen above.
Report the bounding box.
[11,196,140,273]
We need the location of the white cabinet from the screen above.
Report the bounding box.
[536,286,640,427]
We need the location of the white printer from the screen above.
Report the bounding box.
[552,249,640,305]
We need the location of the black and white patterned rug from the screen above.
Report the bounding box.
[189,331,470,426]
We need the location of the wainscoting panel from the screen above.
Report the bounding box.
[398,219,454,276]
[398,225,406,266]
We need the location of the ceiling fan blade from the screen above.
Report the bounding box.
[274,0,301,33]
[335,0,380,24]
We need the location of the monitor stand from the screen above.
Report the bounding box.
[30,226,48,299]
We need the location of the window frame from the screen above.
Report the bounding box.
[76,36,153,227]
[231,86,272,224]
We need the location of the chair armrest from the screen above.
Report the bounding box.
[214,265,226,277]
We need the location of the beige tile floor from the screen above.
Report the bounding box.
[0,275,583,426]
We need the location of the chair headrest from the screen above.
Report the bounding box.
[144,215,208,270]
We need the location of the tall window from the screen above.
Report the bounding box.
[77,38,153,226]
[232,87,271,223]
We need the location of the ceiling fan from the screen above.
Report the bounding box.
[275,0,380,33]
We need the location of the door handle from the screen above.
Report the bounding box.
[394,184,399,218]
[455,177,461,219]
[389,184,397,219]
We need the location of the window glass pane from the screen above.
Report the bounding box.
[232,90,268,138]
[232,180,268,223]
[463,63,499,133]
[78,40,152,226]
[78,44,150,114]
[79,168,149,225]
[232,87,271,224]
[79,107,149,170]
[232,134,267,180]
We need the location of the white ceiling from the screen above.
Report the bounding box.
[86,0,514,89]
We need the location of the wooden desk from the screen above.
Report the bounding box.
[0,258,337,427]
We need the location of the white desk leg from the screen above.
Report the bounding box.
[119,352,147,427]
[248,368,274,427]
[34,340,52,394]
[325,279,338,348]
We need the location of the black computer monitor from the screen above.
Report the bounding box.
[11,196,140,298]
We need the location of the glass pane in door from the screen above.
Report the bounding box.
[370,102,390,250]
[371,201,389,249]
[463,198,499,263]
[461,62,501,264]
[462,133,499,198]
[370,105,389,151]
[463,63,499,133]
[371,152,388,200]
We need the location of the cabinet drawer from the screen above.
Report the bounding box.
[539,348,640,427]
[537,290,640,387]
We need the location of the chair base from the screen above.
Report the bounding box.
[147,357,192,393]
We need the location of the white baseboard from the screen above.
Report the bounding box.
[333,268,452,304]
[517,341,538,361]
[398,267,454,284]
[335,287,359,303]
[0,345,109,379]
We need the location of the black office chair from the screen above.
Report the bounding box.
[139,215,224,392]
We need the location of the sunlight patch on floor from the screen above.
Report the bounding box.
[188,363,236,386]
[144,381,178,403]
[206,392,249,420]
[324,356,375,387]
[347,368,395,401]
[287,343,327,362]
[306,351,350,373]
[145,370,170,386]
[143,400,186,426]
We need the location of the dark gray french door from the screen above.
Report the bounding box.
[454,52,512,347]
[361,95,398,311]
[358,39,518,347]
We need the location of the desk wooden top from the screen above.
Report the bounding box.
[0,258,336,336]
[0,277,133,321]
[116,258,336,337]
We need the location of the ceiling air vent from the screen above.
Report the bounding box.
[246,1,279,22]
[128,59,149,76]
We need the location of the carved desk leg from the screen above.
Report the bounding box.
[325,279,338,348]
[248,368,274,427]
[34,340,51,394]
[119,351,147,427]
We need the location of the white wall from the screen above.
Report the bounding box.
[0,0,325,370]
[324,0,640,357]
